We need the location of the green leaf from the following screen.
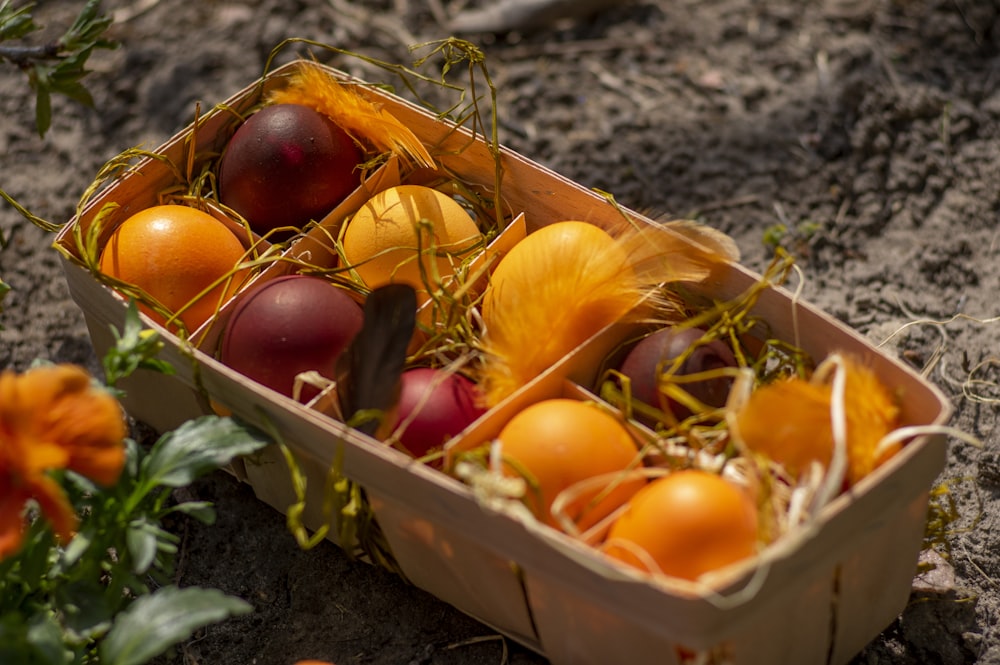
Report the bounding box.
[103,301,176,387]
[125,519,159,576]
[26,611,72,665]
[0,614,38,665]
[60,0,113,51]
[34,80,52,138]
[762,223,788,250]
[50,76,94,108]
[126,518,181,575]
[56,580,114,643]
[99,586,252,665]
[55,529,92,572]
[168,501,217,525]
[141,416,270,489]
[63,468,100,497]
[16,522,58,587]
[0,0,38,42]
[121,437,141,483]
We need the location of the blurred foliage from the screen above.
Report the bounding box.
[0,0,117,137]
[0,305,269,664]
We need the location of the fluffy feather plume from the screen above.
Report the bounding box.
[733,353,900,486]
[477,220,738,407]
[268,62,435,169]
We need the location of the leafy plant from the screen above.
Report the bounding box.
[0,0,117,137]
[102,301,176,390]
[0,305,270,664]
[762,219,821,257]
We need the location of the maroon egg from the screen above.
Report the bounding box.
[391,367,487,462]
[218,103,363,236]
[220,274,363,401]
[619,327,737,421]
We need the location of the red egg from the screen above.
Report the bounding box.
[220,274,363,401]
[619,326,737,421]
[390,368,486,461]
[218,103,362,236]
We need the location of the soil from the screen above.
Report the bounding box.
[2,0,999,663]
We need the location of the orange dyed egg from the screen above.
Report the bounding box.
[98,205,248,332]
[604,470,758,581]
[496,398,644,530]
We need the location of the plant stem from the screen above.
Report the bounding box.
[0,41,60,66]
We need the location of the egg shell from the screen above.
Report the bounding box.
[341,184,482,303]
[218,103,362,235]
[220,274,363,401]
[619,326,737,420]
[391,367,486,462]
[604,470,758,581]
[496,398,645,530]
[97,204,249,332]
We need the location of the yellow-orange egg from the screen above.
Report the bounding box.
[604,470,758,581]
[496,398,644,530]
[341,185,483,304]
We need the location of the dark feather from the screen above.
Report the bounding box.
[336,284,417,436]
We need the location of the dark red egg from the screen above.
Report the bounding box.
[391,367,486,462]
[619,327,738,421]
[218,103,362,236]
[220,274,363,401]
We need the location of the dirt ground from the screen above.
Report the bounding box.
[2,0,1000,663]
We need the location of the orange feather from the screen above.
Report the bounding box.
[734,353,900,486]
[477,220,738,407]
[268,62,435,169]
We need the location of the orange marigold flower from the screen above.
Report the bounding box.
[735,354,900,486]
[0,364,126,558]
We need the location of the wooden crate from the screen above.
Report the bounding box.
[55,59,953,664]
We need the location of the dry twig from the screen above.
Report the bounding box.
[449,0,621,34]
